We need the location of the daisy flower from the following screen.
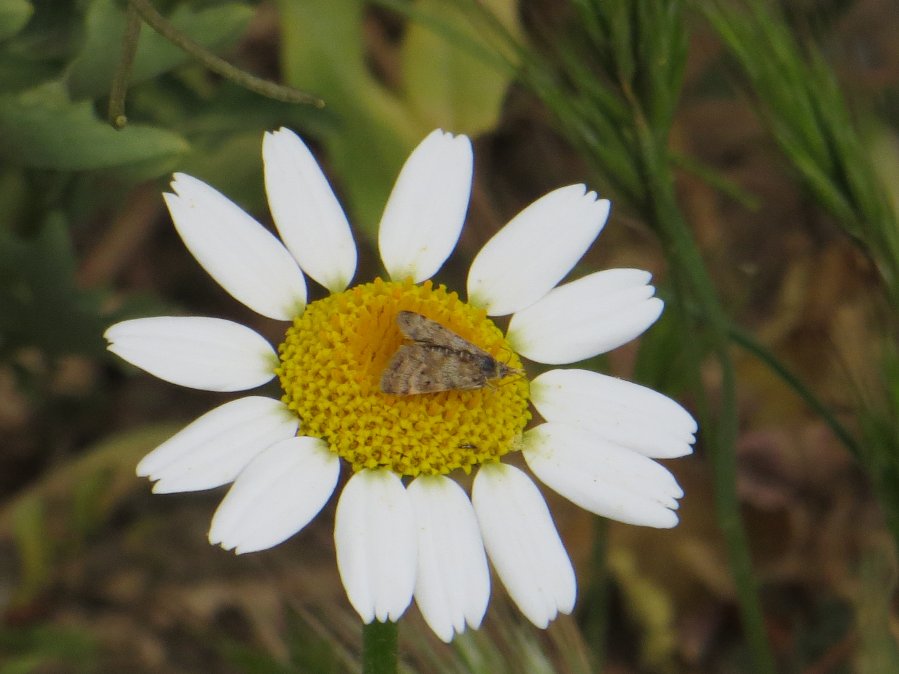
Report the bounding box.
[105,128,696,642]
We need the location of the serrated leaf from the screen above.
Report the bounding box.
[0,83,188,171]
[0,0,33,42]
[402,0,519,135]
[66,0,254,100]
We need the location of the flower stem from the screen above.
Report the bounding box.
[362,620,398,674]
[582,519,609,665]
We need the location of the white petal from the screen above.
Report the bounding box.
[523,422,684,529]
[378,130,473,283]
[409,476,490,642]
[531,369,697,458]
[467,185,610,316]
[263,128,357,293]
[335,469,416,623]
[507,269,664,364]
[137,396,299,493]
[105,317,277,392]
[208,436,339,554]
[165,173,306,320]
[472,463,576,628]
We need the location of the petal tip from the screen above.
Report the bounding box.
[234,543,264,555]
[169,172,195,192]
[661,512,680,529]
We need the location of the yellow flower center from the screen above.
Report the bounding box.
[276,278,530,477]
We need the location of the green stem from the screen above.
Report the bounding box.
[362,620,398,674]
[127,0,324,107]
[630,112,776,674]
[582,518,609,668]
[108,1,141,129]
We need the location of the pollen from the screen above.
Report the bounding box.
[276,278,530,477]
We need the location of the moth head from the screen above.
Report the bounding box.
[488,357,524,381]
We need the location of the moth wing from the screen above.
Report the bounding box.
[381,344,486,395]
[396,311,492,356]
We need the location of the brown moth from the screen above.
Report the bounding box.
[380,311,522,395]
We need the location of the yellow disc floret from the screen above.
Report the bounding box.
[276,278,530,477]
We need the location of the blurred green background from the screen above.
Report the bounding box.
[1,0,898,672]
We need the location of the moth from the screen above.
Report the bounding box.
[380,311,521,395]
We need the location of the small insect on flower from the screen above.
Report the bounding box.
[381,311,522,395]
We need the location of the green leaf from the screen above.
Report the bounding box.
[65,0,254,100]
[276,0,419,233]
[0,424,178,611]
[0,0,33,42]
[276,0,370,95]
[11,497,50,607]
[856,551,899,674]
[0,52,58,94]
[0,215,109,358]
[178,129,266,213]
[276,0,520,235]
[0,627,95,674]
[0,83,188,172]
[401,0,519,134]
